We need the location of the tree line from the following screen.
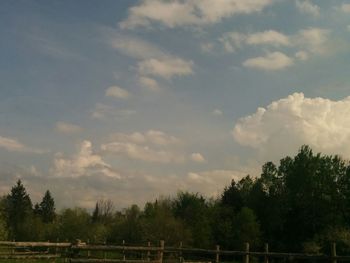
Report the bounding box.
[1,145,350,254]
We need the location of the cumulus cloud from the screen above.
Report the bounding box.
[191,153,206,163]
[186,170,246,196]
[101,142,184,163]
[0,135,45,154]
[0,163,248,210]
[243,52,294,71]
[246,30,291,46]
[139,76,160,91]
[103,130,183,163]
[295,28,330,55]
[55,122,82,134]
[106,33,194,80]
[120,0,273,29]
[296,0,320,17]
[53,140,120,178]
[137,57,193,79]
[105,86,130,99]
[220,30,290,53]
[233,92,350,159]
[220,27,331,63]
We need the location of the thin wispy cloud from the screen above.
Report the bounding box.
[0,135,46,154]
[120,0,274,29]
[55,122,82,134]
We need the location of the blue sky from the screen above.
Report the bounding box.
[1,0,350,209]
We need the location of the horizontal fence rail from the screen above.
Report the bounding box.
[0,240,347,262]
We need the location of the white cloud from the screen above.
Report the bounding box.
[146,130,181,145]
[245,30,291,46]
[101,142,184,163]
[109,34,166,60]
[220,27,331,61]
[120,0,273,29]
[191,153,206,163]
[220,30,290,52]
[213,109,223,116]
[53,140,120,178]
[243,52,294,71]
[139,76,160,91]
[103,130,183,163]
[296,0,320,17]
[295,27,330,55]
[105,86,130,99]
[55,122,82,134]
[0,135,45,154]
[110,130,180,146]
[233,93,350,159]
[340,4,350,13]
[107,33,194,80]
[103,130,184,163]
[91,103,136,120]
[220,32,248,52]
[219,30,293,53]
[186,170,246,196]
[138,57,194,79]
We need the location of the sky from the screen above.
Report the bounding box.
[1,0,350,210]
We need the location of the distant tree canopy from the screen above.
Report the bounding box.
[1,145,350,253]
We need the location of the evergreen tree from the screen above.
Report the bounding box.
[92,202,100,223]
[5,180,33,239]
[39,190,56,223]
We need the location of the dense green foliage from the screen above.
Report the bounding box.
[1,146,350,253]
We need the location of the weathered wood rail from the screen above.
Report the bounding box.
[0,240,348,262]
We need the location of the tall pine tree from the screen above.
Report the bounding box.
[39,190,56,223]
[5,180,33,239]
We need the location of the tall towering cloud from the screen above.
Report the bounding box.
[233,93,350,159]
[53,140,120,178]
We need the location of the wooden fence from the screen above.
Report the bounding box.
[0,240,348,263]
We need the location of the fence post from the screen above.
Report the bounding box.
[159,240,165,263]
[11,239,15,254]
[179,241,183,263]
[87,239,90,258]
[244,243,250,263]
[216,245,220,263]
[123,240,126,261]
[104,239,107,260]
[331,242,337,263]
[147,241,151,261]
[264,243,269,263]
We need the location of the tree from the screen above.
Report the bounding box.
[142,199,191,246]
[0,197,8,240]
[92,199,114,224]
[232,207,261,249]
[221,179,244,211]
[39,190,56,223]
[173,192,212,248]
[58,208,91,241]
[4,180,33,240]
